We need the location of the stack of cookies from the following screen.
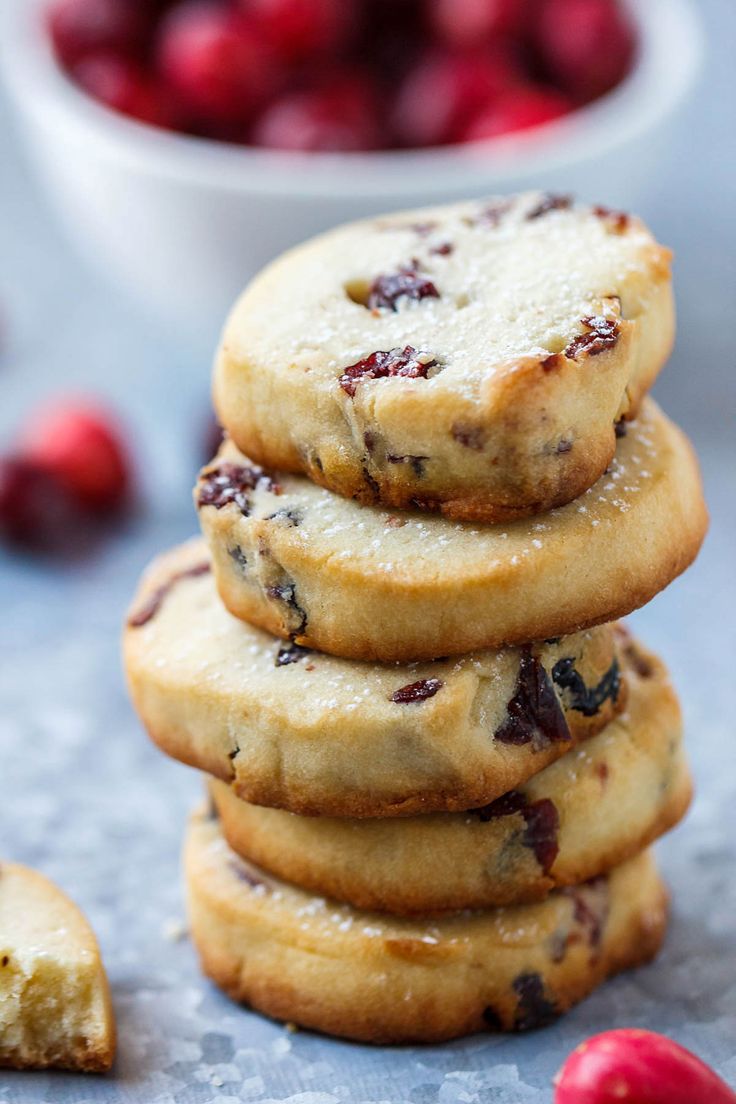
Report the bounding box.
[125,192,707,1044]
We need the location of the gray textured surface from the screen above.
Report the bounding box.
[1,3,735,1101]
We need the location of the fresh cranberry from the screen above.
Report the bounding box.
[252,75,380,152]
[0,456,85,550]
[72,53,177,127]
[46,0,150,67]
[430,0,529,47]
[243,0,354,63]
[156,1,277,129]
[535,0,636,103]
[460,84,571,141]
[391,45,521,148]
[358,0,428,84]
[554,1030,736,1104]
[19,402,131,513]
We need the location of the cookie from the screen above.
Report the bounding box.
[0,863,115,1072]
[213,192,673,524]
[210,636,690,912]
[186,807,667,1044]
[195,399,706,662]
[124,541,626,817]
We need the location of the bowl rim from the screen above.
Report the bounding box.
[0,0,703,199]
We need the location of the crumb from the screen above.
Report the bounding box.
[162,917,188,942]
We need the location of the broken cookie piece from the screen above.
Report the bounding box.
[0,863,115,1072]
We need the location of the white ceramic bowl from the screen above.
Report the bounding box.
[1,0,702,341]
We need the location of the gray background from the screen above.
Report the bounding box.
[0,3,734,1101]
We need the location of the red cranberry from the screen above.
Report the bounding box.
[243,0,354,63]
[72,53,177,127]
[252,75,380,152]
[391,46,521,148]
[46,0,150,67]
[460,84,571,141]
[554,1029,736,1104]
[535,0,636,103]
[156,1,278,128]
[19,402,131,513]
[339,346,439,397]
[430,0,529,47]
[0,456,85,550]
[367,266,440,311]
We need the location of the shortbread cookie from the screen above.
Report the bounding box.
[125,542,626,817]
[195,400,706,662]
[0,863,115,1072]
[214,192,674,523]
[186,809,668,1044]
[210,637,691,912]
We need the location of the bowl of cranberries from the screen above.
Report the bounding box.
[1,0,701,338]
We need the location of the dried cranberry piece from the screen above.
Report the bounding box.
[482,1005,504,1031]
[451,423,486,450]
[339,346,439,397]
[621,641,654,679]
[367,266,439,312]
[495,650,570,746]
[473,791,528,821]
[229,859,266,889]
[468,200,512,228]
[409,221,438,237]
[513,973,559,1031]
[228,545,248,572]
[563,316,620,359]
[564,880,608,949]
[471,791,559,874]
[128,562,210,628]
[386,454,428,478]
[552,656,620,717]
[593,204,631,233]
[390,678,444,704]
[275,642,313,667]
[266,582,308,635]
[430,242,454,256]
[521,799,560,874]
[526,193,573,220]
[198,462,279,515]
[266,507,301,526]
[362,466,380,496]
